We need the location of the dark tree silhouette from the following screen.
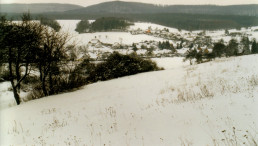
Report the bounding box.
[0,14,43,105]
[40,16,61,32]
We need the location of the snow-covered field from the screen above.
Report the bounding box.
[1,20,258,145]
[57,20,258,53]
[71,32,165,45]
[0,57,186,110]
[1,54,258,145]
[57,20,166,46]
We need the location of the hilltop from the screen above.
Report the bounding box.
[65,1,258,16]
[2,2,258,30]
[0,3,83,13]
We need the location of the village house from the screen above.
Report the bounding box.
[88,39,102,48]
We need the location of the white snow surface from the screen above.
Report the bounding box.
[0,82,27,110]
[0,82,16,110]
[1,55,258,145]
[57,20,166,46]
[151,57,188,70]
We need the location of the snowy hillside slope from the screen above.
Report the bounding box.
[1,55,258,145]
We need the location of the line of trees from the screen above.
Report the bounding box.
[158,41,174,51]
[185,37,258,64]
[75,17,132,33]
[5,12,258,31]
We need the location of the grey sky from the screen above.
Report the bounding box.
[1,0,258,6]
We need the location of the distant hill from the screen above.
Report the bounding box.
[65,1,164,14]
[2,1,258,30]
[65,1,258,16]
[0,3,83,13]
[2,2,258,16]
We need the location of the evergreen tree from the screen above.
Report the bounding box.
[241,36,250,55]
[212,42,226,57]
[158,41,162,49]
[251,40,258,54]
[226,39,238,57]
[165,41,169,48]
[132,43,137,52]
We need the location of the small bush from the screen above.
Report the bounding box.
[26,83,45,100]
[47,59,95,94]
[22,75,39,85]
[52,73,87,93]
[87,52,161,82]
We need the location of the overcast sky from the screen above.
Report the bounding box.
[1,0,258,6]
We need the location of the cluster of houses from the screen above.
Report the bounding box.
[130,27,186,41]
[74,26,250,61]
[80,38,213,61]
[76,39,181,61]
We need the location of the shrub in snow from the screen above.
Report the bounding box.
[26,60,93,100]
[26,83,45,100]
[87,52,161,82]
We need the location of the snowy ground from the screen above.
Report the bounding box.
[57,20,166,46]
[151,57,188,70]
[0,82,16,110]
[57,20,258,53]
[0,57,186,110]
[1,20,258,145]
[1,55,258,145]
[0,82,28,111]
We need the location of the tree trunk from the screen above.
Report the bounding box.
[10,80,20,105]
[16,48,21,93]
[49,70,54,95]
[39,64,48,96]
[15,62,21,93]
[42,76,48,96]
[8,47,20,105]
